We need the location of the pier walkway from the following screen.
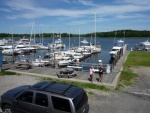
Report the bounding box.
[2,51,130,89]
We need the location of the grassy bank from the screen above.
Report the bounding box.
[0,71,17,76]
[40,77,109,92]
[116,51,150,90]
[124,51,150,66]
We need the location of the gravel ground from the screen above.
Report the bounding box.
[0,75,39,113]
[0,66,150,113]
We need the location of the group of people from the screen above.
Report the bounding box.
[89,65,103,83]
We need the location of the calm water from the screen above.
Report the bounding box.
[5,37,149,64]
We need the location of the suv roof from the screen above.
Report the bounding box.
[30,81,83,98]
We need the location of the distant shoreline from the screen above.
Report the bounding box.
[0,30,150,38]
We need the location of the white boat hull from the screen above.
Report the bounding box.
[31,59,49,67]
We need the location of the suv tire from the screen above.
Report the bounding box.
[3,105,14,113]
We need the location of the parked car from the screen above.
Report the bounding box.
[0,81,89,113]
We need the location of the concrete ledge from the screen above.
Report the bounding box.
[111,51,130,88]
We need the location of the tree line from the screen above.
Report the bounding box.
[0,30,150,38]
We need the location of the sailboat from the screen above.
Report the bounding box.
[48,33,66,49]
[88,13,101,54]
[37,29,49,50]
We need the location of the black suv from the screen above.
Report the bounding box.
[0,81,89,113]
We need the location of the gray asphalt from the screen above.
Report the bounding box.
[0,66,150,113]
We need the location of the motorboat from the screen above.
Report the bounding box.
[90,45,101,53]
[81,39,88,44]
[58,57,74,67]
[139,40,150,51]
[109,47,120,59]
[82,49,92,58]
[15,44,30,53]
[31,56,50,67]
[16,37,30,45]
[2,45,22,55]
[2,48,21,55]
[31,59,50,67]
[72,53,83,60]
[109,39,124,59]
[37,43,49,50]
[80,44,101,54]
[49,38,65,49]
[15,44,37,53]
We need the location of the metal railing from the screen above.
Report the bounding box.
[68,62,113,73]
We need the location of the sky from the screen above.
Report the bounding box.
[0,0,150,34]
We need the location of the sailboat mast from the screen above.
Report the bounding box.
[69,29,70,50]
[94,13,96,46]
[79,28,80,47]
[33,22,35,45]
[42,29,43,44]
[113,32,117,46]
[30,21,34,44]
[123,31,125,45]
[11,26,13,43]
[53,25,54,45]
[11,26,14,62]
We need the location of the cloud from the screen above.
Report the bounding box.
[0,8,12,12]
[68,20,90,25]
[4,0,35,11]
[115,0,150,5]
[77,0,98,7]
[2,0,150,22]
[116,14,146,19]
[63,0,97,6]
[63,0,70,3]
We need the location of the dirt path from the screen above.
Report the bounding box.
[123,66,150,96]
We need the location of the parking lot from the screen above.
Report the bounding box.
[0,66,150,113]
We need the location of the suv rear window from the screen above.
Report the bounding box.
[73,90,88,111]
[51,96,71,112]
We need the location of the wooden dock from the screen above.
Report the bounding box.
[2,50,130,89]
[2,63,114,83]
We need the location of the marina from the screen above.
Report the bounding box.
[0,1,150,113]
[2,49,129,89]
[0,37,149,88]
[1,37,149,63]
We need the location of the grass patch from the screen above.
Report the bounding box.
[116,51,149,90]
[40,77,110,92]
[120,67,138,81]
[122,81,133,86]
[124,51,150,66]
[87,91,95,95]
[0,71,17,76]
[115,84,124,90]
[116,67,138,90]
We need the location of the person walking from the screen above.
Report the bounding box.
[89,66,95,83]
[98,65,103,83]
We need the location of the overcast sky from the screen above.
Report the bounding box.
[0,0,150,34]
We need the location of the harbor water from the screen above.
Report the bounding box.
[3,37,149,65]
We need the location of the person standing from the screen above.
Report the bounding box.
[98,65,103,83]
[89,66,95,83]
